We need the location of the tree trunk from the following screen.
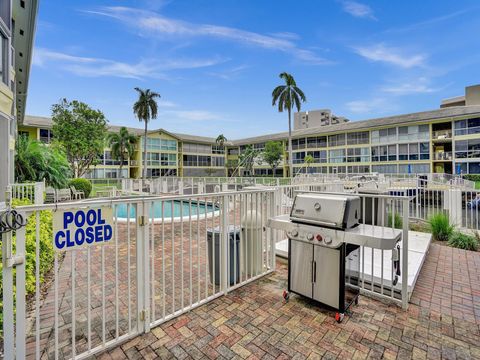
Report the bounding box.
[288,108,293,178]
[143,121,148,180]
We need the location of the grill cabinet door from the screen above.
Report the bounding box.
[312,245,340,308]
[289,239,313,298]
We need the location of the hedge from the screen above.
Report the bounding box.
[68,178,93,198]
[0,199,54,336]
[463,174,480,182]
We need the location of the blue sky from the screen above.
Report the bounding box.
[28,0,480,139]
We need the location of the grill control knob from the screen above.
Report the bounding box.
[324,237,332,245]
[316,234,322,241]
[314,202,321,211]
[307,233,314,241]
[291,229,298,237]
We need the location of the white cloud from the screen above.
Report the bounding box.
[83,6,331,65]
[208,65,250,80]
[163,110,222,122]
[32,47,226,79]
[353,43,426,68]
[345,98,397,114]
[341,1,376,20]
[382,78,442,95]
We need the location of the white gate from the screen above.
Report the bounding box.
[1,189,276,359]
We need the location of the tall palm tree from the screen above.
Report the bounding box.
[272,72,306,177]
[303,154,314,174]
[107,127,137,177]
[216,134,227,147]
[133,88,161,179]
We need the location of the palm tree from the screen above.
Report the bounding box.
[107,127,137,177]
[216,134,227,147]
[238,145,258,176]
[272,72,306,177]
[303,154,314,174]
[133,88,161,179]
[15,135,71,188]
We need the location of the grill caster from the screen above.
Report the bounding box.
[335,312,344,323]
[354,297,359,305]
[283,290,290,303]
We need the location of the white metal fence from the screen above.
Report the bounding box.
[1,189,276,359]
[9,182,45,204]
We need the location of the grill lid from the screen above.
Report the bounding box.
[290,193,361,229]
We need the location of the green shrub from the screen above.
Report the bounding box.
[447,231,479,251]
[69,178,92,198]
[0,199,54,336]
[463,174,480,182]
[388,212,403,229]
[428,213,454,241]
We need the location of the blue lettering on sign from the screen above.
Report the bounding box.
[54,208,112,250]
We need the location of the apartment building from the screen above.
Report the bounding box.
[0,0,38,203]
[294,109,349,129]
[19,84,480,179]
[20,116,229,179]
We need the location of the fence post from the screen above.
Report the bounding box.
[34,182,44,205]
[402,198,409,310]
[136,201,151,333]
[221,195,229,293]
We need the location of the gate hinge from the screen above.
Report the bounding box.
[138,216,147,226]
[139,309,149,321]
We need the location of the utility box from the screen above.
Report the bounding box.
[241,209,263,276]
[207,226,240,285]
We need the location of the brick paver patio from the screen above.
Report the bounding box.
[94,243,480,360]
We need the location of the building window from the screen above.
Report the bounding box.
[398,163,429,174]
[306,136,327,148]
[398,125,429,142]
[18,130,29,138]
[146,138,177,151]
[292,138,306,150]
[328,134,346,147]
[227,147,239,155]
[212,145,225,154]
[455,139,480,159]
[346,147,369,162]
[372,164,397,174]
[371,127,396,144]
[329,149,345,163]
[39,128,54,143]
[0,33,7,85]
[346,131,369,145]
[372,145,396,162]
[454,118,480,136]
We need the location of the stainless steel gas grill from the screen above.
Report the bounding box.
[268,193,402,323]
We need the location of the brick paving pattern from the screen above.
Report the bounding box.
[25,195,274,359]
[93,244,480,359]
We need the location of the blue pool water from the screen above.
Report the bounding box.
[116,200,218,219]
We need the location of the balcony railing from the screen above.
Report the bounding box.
[433,151,452,160]
[432,130,452,140]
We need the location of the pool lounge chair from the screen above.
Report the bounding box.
[57,189,71,202]
[70,186,85,200]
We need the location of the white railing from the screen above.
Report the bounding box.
[2,189,276,359]
[10,181,45,204]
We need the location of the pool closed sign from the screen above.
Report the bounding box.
[53,207,114,251]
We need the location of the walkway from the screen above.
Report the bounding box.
[95,244,480,359]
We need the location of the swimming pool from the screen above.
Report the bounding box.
[115,200,219,222]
